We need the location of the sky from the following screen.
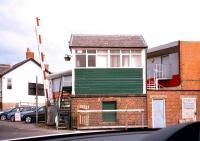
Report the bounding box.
[1,0,200,72]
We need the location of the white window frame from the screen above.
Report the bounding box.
[97,50,108,68]
[7,78,12,89]
[75,49,143,69]
[87,50,96,68]
[75,50,87,68]
[121,50,131,68]
[110,49,121,68]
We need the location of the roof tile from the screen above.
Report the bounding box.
[69,34,147,48]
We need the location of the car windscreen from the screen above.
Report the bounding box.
[38,107,44,112]
[11,108,17,112]
[21,107,36,112]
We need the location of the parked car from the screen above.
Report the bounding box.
[0,109,12,120]
[0,107,23,120]
[20,108,37,121]
[22,106,46,123]
[7,106,36,122]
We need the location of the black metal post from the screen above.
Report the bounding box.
[36,76,38,125]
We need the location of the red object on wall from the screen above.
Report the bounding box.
[147,74,181,88]
[52,92,59,99]
[159,74,180,87]
[52,92,71,99]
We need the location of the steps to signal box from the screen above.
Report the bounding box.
[56,88,71,129]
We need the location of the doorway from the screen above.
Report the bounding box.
[152,99,166,128]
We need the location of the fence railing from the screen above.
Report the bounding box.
[155,64,172,79]
[147,64,172,90]
[16,102,44,107]
[72,108,147,129]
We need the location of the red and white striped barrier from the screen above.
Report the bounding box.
[35,17,48,101]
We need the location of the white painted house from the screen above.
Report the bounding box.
[0,49,50,110]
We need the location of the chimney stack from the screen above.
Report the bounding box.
[26,48,34,59]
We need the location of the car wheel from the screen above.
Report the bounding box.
[0,115,6,120]
[10,116,15,122]
[25,116,32,123]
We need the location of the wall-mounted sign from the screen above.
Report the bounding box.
[182,98,196,120]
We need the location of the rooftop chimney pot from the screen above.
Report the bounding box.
[26,48,34,59]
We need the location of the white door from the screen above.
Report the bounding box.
[182,98,196,121]
[152,99,166,128]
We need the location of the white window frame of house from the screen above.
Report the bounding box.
[121,50,131,68]
[75,50,87,67]
[75,49,143,69]
[110,49,121,68]
[97,50,108,68]
[7,78,12,89]
[130,49,142,68]
[87,50,96,67]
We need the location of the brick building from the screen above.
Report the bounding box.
[69,34,148,129]
[147,41,200,128]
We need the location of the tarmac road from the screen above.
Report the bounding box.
[0,120,85,140]
[57,131,153,141]
[0,120,118,140]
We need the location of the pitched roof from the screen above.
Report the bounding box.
[0,58,51,76]
[69,34,147,48]
[0,64,11,75]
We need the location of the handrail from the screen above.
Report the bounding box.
[147,63,172,90]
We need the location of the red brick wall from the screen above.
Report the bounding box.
[180,41,200,90]
[147,90,200,128]
[2,102,16,110]
[71,96,147,128]
[0,102,2,110]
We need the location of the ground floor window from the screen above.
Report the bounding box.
[102,101,116,122]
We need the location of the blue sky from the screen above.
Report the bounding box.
[1,0,200,72]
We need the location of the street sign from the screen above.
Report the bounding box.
[15,111,21,122]
[28,83,44,96]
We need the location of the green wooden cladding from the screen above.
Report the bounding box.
[75,68,143,95]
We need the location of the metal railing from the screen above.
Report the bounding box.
[147,71,156,89]
[72,107,147,129]
[147,64,172,90]
[16,102,44,107]
[155,64,172,79]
